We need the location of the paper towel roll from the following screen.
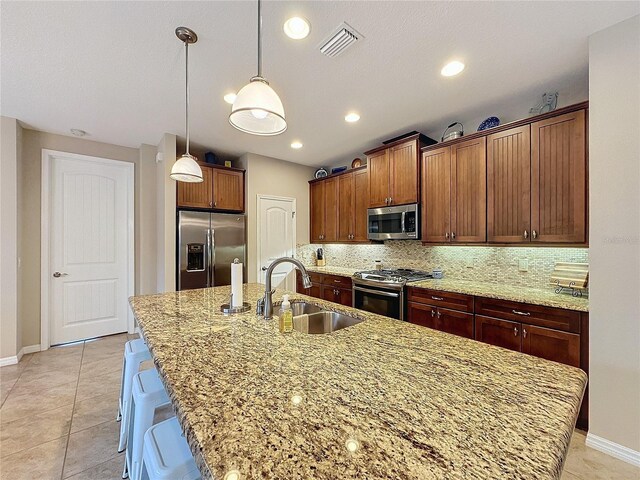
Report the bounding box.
[231,259,243,307]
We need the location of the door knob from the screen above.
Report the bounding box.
[53,272,68,278]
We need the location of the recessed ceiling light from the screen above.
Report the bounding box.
[283,17,310,40]
[291,141,303,149]
[345,112,360,123]
[70,129,87,137]
[223,93,237,104]
[441,60,465,77]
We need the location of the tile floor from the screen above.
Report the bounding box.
[1,333,639,479]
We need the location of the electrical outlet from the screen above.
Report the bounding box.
[518,258,529,272]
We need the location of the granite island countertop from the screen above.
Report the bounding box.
[129,284,587,480]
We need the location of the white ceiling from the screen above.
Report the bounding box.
[2,1,638,167]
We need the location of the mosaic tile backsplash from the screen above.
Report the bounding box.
[297,242,589,291]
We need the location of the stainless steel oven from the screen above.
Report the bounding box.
[367,203,419,240]
[352,276,405,321]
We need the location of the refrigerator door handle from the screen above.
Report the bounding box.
[210,228,216,287]
[205,229,212,287]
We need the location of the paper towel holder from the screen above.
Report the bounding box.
[220,293,251,314]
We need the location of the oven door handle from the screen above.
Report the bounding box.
[353,285,401,298]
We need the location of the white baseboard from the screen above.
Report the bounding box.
[0,344,41,367]
[586,433,640,467]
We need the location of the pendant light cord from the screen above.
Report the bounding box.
[185,39,190,156]
[257,0,262,77]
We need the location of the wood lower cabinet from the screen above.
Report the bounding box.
[531,109,587,243]
[322,285,352,307]
[436,308,474,339]
[310,167,368,243]
[177,165,245,212]
[407,288,474,339]
[296,271,352,307]
[487,125,531,242]
[522,324,580,368]
[475,315,522,352]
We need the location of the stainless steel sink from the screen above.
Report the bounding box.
[287,301,323,316]
[293,311,364,334]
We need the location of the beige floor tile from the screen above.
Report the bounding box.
[12,366,80,391]
[79,356,123,379]
[561,470,582,479]
[0,378,16,407]
[563,431,640,480]
[63,452,125,479]
[62,419,121,478]
[0,381,77,423]
[71,390,120,433]
[75,368,122,403]
[30,343,84,361]
[0,355,32,386]
[0,435,67,479]
[25,352,82,374]
[83,333,129,350]
[0,404,73,458]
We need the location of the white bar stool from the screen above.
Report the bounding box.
[124,368,171,480]
[140,417,201,480]
[118,338,152,452]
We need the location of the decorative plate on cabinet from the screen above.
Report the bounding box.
[314,168,328,179]
[351,158,362,168]
[477,117,500,131]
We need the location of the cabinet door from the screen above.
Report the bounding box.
[407,302,438,329]
[451,137,487,243]
[368,150,390,207]
[389,140,419,206]
[337,173,354,242]
[323,177,339,242]
[212,169,244,211]
[522,324,580,368]
[177,166,213,209]
[353,169,369,242]
[475,315,521,352]
[436,308,474,339]
[487,126,531,243]
[421,147,451,243]
[531,110,586,243]
[310,182,325,242]
[336,287,352,307]
[322,285,350,305]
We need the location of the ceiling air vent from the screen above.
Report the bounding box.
[319,22,363,58]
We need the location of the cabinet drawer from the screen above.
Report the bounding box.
[475,297,580,333]
[308,272,324,284]
[323,274,352,289]
[407,287,474,313]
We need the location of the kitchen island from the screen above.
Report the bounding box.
[129,283,586,480]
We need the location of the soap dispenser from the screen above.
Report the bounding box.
[279,294,293,333]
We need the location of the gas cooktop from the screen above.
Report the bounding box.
[353,268,434,285]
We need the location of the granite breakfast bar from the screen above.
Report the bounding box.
[129,283,587,480]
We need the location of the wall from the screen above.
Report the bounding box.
[588,15,640,457]
[238,153,316,284]
[0,117,20,360]
[17,129,154,348]
[138,144,158,295]
[298,243,588,290]
[156,133,177,292]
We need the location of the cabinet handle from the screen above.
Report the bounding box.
[523,328,528,339]
[431,309,436,317]
[334,279,341,283]
[436,310,441,318]
[451,232,456,240]
[214,201,217,208]
[523,230,528,239]
[513,326,519,336]
[512,310,530,316]
[532,230,538,239]
[445,232,450,240]
[209,201,213,207]
[431,296,444,301]
[389,197,392,205]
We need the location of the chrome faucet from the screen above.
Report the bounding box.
[259,257,312,320]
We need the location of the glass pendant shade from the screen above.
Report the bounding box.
[170,153,203,182]
[229,76,287,136]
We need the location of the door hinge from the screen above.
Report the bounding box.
[292,211,296,218]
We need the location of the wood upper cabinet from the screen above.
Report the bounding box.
[487,125,531,242]
[389,140,419,206]
[177,165,244,212]
[353,169,369,241]
[212,168,244,212]
[522,324,580,368]
[531,109,586,243]
[421,146,451,243]
[323,177,339,242]
[475,315,521,352]
[310,181,325,242]
[338,173,354,242]
[368,150,390,208]
[451,137,487,243]
[177,165,213,209]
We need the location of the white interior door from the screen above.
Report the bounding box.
[46,151,133,345]
[257,196,296,290]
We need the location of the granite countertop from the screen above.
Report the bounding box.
[129,284,586,480]
[303,264,588,312]
[409,278,589,312]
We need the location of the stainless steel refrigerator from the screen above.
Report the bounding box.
[177,211,247,290]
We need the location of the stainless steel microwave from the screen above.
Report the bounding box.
[367,204,419,240]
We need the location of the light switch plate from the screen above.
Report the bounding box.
[518,258,529,272]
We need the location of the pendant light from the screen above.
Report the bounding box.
[171,27,203,183]
[229,0,287,136]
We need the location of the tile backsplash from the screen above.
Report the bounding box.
[297,241,589,290]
